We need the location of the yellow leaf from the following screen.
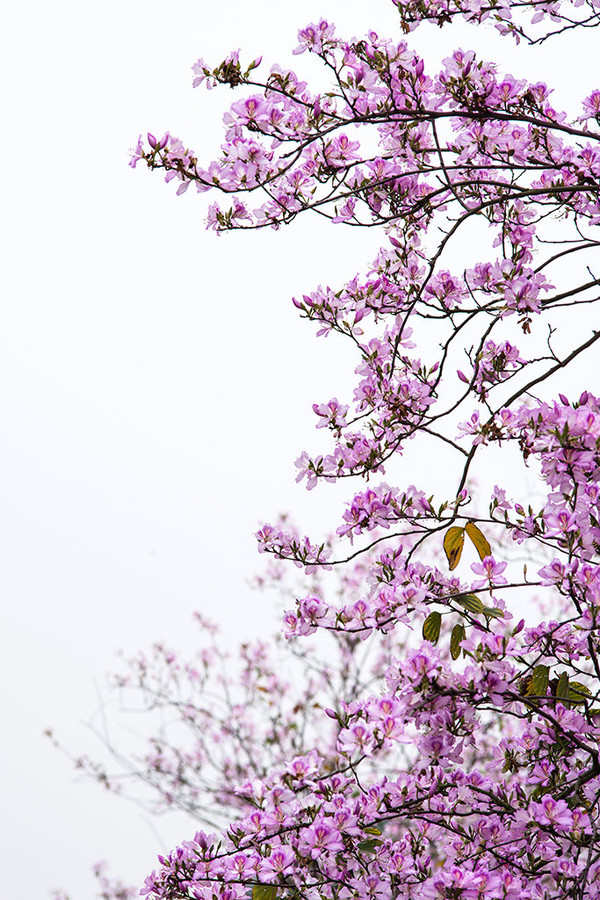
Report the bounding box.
[465,521,492,561]
[253,888,277,900]
[450,623,465,660]
[526,665,549,697]
[443,526,465,570]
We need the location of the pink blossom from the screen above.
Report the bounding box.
[470,555,508,588]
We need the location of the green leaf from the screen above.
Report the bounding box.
[527,665,549,697]
[530,785,544,802]
[482,606,504,619]
[443,527,465,570]
[568,681,592,704]
[465,521,492,560]
[363,826,382,835]
[569,680,591,697]
[555,672,569,701]
[358,839,382,854]
[456,593,484,615]
[423,611,442,644]
[450,623,465,660]
[253,887,277,900]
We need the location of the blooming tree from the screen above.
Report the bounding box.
[128,0,600,896]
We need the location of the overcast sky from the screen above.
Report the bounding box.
[1,2,597,897]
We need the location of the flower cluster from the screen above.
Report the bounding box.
[458,339,526,398]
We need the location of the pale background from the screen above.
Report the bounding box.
[1,2,596,896]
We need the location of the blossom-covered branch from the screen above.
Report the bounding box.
[111,0,600,897]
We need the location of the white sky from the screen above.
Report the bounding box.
[1,2,597,896]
